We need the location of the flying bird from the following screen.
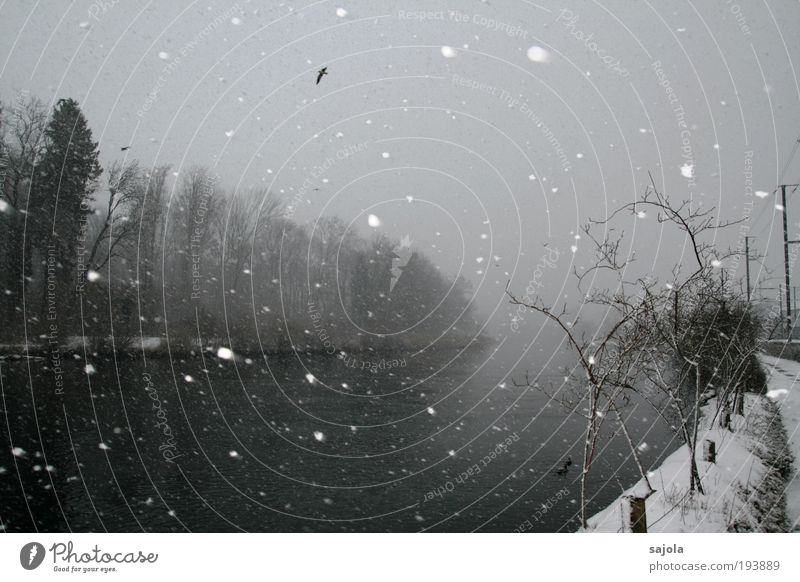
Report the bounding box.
[121,145,131,151]
[316,67,328,85]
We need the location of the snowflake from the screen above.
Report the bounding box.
[527,46,551,63]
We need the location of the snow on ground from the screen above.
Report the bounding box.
[587,386,791,533]
[759,354,800,531]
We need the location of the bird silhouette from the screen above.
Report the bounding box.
[555,456,572,476]
[316,67,328,85]
[120,145,131,151]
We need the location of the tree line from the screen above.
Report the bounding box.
[0,93,480,354]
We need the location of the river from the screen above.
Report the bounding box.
[0,342,679,532]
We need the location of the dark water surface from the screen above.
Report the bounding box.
[0,344,678,532]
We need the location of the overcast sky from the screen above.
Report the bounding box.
[2,0,800,339]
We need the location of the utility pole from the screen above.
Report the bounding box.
[782,184,791,336]
[780,184,800,339]
[745,236,751,302]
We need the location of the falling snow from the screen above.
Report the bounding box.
[526,46,551,63]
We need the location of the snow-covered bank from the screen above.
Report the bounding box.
[586,371,795,532]
[759,355,800,531]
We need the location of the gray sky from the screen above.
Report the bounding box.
[2,0,800,338]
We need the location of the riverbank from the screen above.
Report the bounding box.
[585,356,797,532]
[0,334,490,360]
[759,355,800,530]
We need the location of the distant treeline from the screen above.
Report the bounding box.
[0,93,481,354]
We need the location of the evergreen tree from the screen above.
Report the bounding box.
[29,98,101,328]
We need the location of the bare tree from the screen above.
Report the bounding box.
[86,160,143,271]
[219,187,280,291]
[137,164,170,321]
[0,94,48,335]
[507,253,657,529]
[613,179,744,495]
[167,166,220,301]
[0,94,48,211]
[507,178,751,526]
